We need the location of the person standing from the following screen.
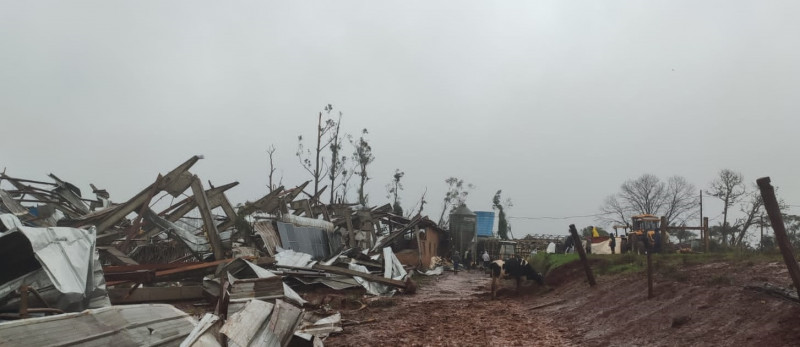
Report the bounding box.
[564,234,574,254]
[609,234,617,254]
[464,249,472,271]
[482,250,490,269]
[452,250,461,274]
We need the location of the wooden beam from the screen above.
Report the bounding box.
[312,263,408,289]
[97,246,139,266]
[108,286,204,304]
[191,176,224,260]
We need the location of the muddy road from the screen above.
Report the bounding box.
[325,257,800,346]
[326,269,572,346]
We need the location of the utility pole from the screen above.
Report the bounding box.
[699,190,703,241]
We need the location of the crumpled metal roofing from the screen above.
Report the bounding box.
[274,248,316,268]
[144,209,210,256]
[276,222,331,260]
[0,213,110,312]
[0,304,197,346]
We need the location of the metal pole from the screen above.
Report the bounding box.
[569,224,596,286]
[757,177,800,298]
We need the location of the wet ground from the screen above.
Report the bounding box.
[326,257,800,346]
[326,269,572,346]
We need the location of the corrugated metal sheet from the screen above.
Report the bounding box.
[0,214,110,312]
[144,209,210,256]
[219,299,302,347]
[274,249,315,268]
[294,275,360,290]
[279,214,334,231]
[0,304,197,346]
[276,222,330,260]
[253,221,282,256]
[0,189,30,216]
[180,313,222,347]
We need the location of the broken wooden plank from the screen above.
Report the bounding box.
[191,175,224,260]
[312,264,409,289]
[107,286,204,304]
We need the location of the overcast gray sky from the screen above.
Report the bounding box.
[1,1,798,240]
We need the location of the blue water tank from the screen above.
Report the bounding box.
[475,211,495,237]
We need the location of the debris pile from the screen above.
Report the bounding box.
[0,156,448,345]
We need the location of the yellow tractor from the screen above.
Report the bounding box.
[626,214,661,254]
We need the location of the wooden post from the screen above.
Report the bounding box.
[760,215,764,251]
[191,176,224,260]
[704,217,709,253]
[699,190,704,242]
[19,285,29,319]
[757,177,800,298]
[569,224,596,286]
[647,250,654,299]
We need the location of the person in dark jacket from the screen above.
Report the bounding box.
[609,234,617,254]
[452,250,461,274]
[564,235,575,254]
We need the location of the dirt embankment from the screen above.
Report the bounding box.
[326,258,800,346]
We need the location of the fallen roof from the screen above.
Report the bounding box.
[0,304,197,346]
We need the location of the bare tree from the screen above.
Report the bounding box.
[350,128,374,207]
[407,188,427,217]
[266,144,278,192]
[297,104,337,198]
[438,177,474,227]
[708,169,745,245]
[620,174,665,215]
[732,184,787,247]
[661,176,699,226]
[327,111,348,204]
[598,174,698,228]
[599,194,630,227]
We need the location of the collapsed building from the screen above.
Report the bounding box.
[0,156,450,346]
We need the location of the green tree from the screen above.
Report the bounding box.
[493,190,513,240]
[297,105,338,198]
[438,177,474,227]
[672,227,695,245]
[386,169,404,216]
[327,110,349,204]
[350,128,374,207]
[580,226,608,238]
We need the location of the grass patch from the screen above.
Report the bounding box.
[528,253,580,275]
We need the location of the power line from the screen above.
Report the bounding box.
[509,212,615,220]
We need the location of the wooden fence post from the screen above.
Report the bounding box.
[757,177,800,298]
[569,224,596,286]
